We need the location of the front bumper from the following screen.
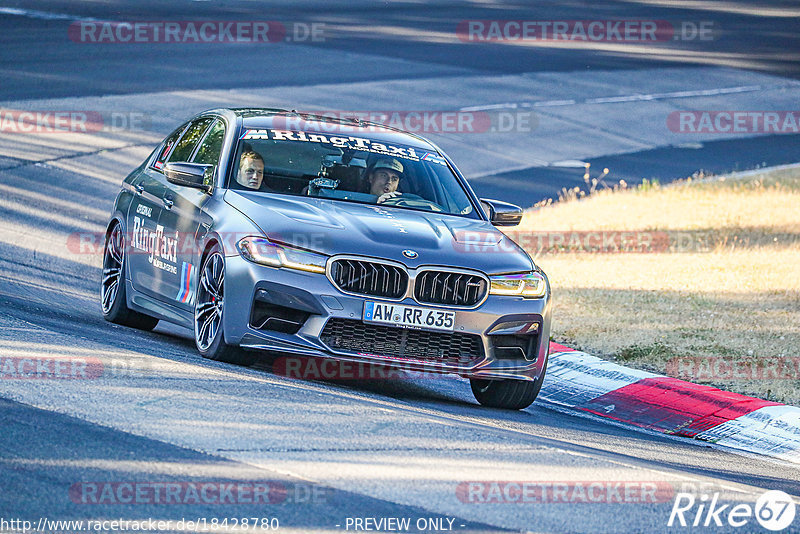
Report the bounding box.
[223,255,552,381]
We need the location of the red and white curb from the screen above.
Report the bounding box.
[542,343,800,464]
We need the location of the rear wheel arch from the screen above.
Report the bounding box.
[105,215,124,238]
[101,219,159,331]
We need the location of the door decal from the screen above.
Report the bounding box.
[176,262,195,304]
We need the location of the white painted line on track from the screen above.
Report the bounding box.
[460,83,800,112]
[0,7,99,22]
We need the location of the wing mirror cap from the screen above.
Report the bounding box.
[164,162,214,192]
[479,198,523,226]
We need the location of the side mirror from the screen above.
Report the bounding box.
[348,157,367,169]
[479,198,523,226]
[164,162,214,192]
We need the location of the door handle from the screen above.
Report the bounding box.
[163,198,174,210]
[134,184,145,195]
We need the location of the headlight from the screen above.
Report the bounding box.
[489,272,546,298]
[236,237,327,274]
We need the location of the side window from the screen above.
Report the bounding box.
[192,119,226,167]
[152,124,187,170]
[167,118,214,163]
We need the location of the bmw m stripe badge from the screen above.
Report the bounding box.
[177,262,195,303]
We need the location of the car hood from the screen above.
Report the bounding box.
[224,190,533,274]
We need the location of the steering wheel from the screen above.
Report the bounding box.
[379,193,444,212]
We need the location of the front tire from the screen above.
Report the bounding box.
[101,223,159,331]
[470,367,546,410]
[194,245,255,366]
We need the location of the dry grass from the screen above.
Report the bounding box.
[513,166,800,405]
[520,167,800,232]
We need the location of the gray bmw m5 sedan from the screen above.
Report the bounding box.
[101,108,552,409]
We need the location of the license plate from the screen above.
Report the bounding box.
[363,301,455,332]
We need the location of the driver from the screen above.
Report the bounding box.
[235,150,265,190]
[367,158,403,203]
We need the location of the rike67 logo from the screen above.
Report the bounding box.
[668,490,796,531]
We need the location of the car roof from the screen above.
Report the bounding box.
[229,108,440,151]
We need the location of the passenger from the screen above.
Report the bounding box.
[367,158,403,203]
[235,150,265,190]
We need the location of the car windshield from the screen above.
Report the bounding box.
[228,128,479,218]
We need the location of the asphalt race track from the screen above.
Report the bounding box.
[1,2,799,533]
